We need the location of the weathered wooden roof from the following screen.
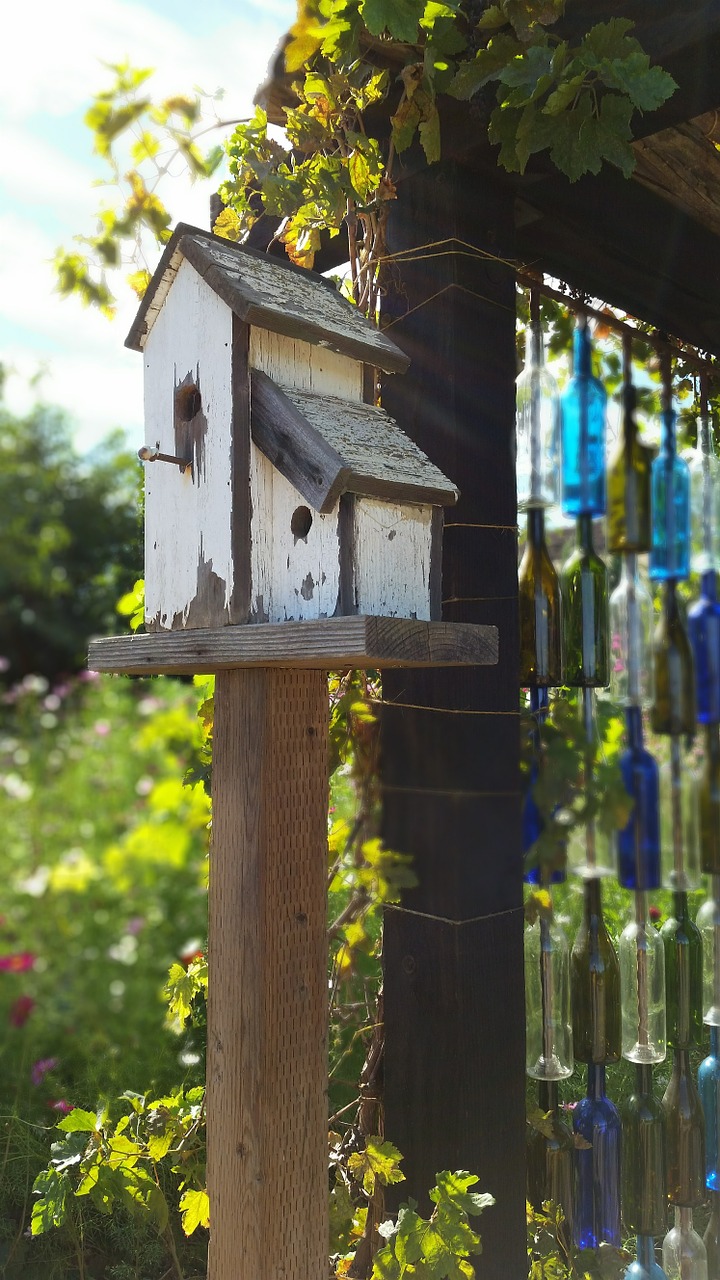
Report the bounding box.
[250,369,458,512]
[126,224,409,374]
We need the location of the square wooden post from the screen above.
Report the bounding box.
[207,668,329,1280]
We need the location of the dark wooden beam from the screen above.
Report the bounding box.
[380,162,526,1280]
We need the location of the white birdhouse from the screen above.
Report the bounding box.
[127,224,459,631]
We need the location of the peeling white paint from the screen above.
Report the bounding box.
[249,329,363,399]
[353,499,434,620]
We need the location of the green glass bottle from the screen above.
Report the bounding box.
[662,891,703,1049]
[663,1046,706,1207]
[651,580,696,738]
[570,877,621,1064]
[607,381,653,554]
[560,514,609,688]
[700,722,720,876]
[622,1064,667,1237]
[519,508,563,687]
[527,1079,575,1229]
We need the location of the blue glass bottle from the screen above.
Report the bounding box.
[573,1063,621,1248]
[624,1236,669,1280]
[699,1026,720,1191]
[561,317,607,518]
[650,407,691,581]
[617,706,661,890]
[689,571,720,723]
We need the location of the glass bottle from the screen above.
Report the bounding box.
[700,724,720,877]
[663,1046,706,1207]
[689,571,720,723]
[688,406,720,575]
[610,554,653,705]
[617,707,661,891]
[524,688,566,885]
[661,891,703,1049]
[624,1236,669,1280]
[571,877,621,1064]
[703,1190,720,1277]
[697,889,720,1025]
[608,380,653,553]
[573,1063,621,1249]
[516,318,560,510]
[560,316,607,518]
[561,515,610,687]
[526,1078,575,1230]
[525,914,574,1080]
[698,1026,720,1191]
[660,751,701,892]
[620,904,666,1065]
[622,1063,666,1238]
[651,581,696,738]
[662,1207,709,1280]
[519,508,563,687]
[650,406,691,582]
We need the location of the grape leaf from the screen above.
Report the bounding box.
[361,0,425,43]
[180,1187,210,1234]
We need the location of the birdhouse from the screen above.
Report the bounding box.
[127,224,459,632]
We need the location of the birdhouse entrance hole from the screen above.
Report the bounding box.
[291,505,313,541]
[175,382,202,421]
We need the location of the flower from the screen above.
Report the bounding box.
[31,1057,59,1087]
[649,905,662,924]
[48,1100,74,1115]
[94,720,111,737]
[0,951,36,973]
[9,995,35,1027]
[180,940,204,967]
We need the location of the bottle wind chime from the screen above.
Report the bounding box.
[519,302,719,1280]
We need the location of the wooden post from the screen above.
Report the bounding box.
[380,161,527,1278]
[207,668,329,1280]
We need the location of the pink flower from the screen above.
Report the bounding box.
[31,1057,59,1087]
[9,995,35,1027]
[94,720,111,737]
[49,1100,74,1115]
[126,916,145,936]
[649,905,662,924]
[0,952,36,973]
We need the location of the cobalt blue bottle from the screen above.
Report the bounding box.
[561,317,607,518]
[617,706,661,891]
[573,1063,621,1248]
[650,406,691,582]
[699,1026,720,1191]
[689,570,720,723]
[624,1236,669,1280]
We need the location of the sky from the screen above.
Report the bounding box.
[0,0,295,453]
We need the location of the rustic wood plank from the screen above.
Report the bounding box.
[207,668,328,1280]
[229,317,252,624]
[87,616,498,674]
[250,369,350,514]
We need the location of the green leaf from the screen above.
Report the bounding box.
[180,1187,210,1234]
[580,17,638,63]
[448,33,522,100]
[148,1129,174,1161]
[499,44,555,96]
[348,1138,405,1196]
[31,1170,68,1235]
[360,0,425,43]
[430,1170,495,1217]
[476,4,506,31]
[605,53,677,112]
[391,95,422,153]
[595,93,635,178]
[419,100,442,164]
[56,1107,99,1133]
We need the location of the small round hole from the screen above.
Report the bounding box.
[291,506,313,540]
[175,383,202,421]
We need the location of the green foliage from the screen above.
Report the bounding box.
[0,397,141,685]
[372,1171,494,1279]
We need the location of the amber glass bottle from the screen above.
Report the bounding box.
[651,580,696,737]
[663,1047,706,1207]
[607,382,653,554]
[622,1064,666,1237]
[527,1079,575,1230]
[561,514,609,687]
[519,508,563,686]
[570,877,621,1064]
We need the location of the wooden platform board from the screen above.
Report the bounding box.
[88,615,498,675]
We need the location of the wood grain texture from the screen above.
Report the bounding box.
[632,114,720,239]
[87,616,498,674]
[250,369,351,514]
[352,498,435,621]
[249,328,363,400]
[207,669,328,1280]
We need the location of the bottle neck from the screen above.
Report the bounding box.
[636,1235,655,1269]
[625,704,644,750]
[701,568,718,602]
[586,1062,606,1099]
[576,513,594,552]
[674,1045,691,1076]
[636,1062,653,1097]
[537,1079,559,1114]
[525,321,544,371]
[622,382,638,449]
[527,507,545,548]
[583,876,602,925]
[573,319,591,378]
[712,1026,720,1059]
[661,406,677,458]
[674,1205,694,1234]
[664,577,680,619]
[672,889,689,923]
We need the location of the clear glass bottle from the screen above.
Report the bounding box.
[608,379,653,553]
[660,751,701,892]
[621,1063,666,1238]
[561,515,610,687]
[624,1235,670,1280]
[688,407,720,575]
[704,1190,720,1276]
[571,877,621,1064]
[663,1046,706,1207]
[617,707,661,892]
[697,890,720,1026]
[573,1063,622,1248]
[610,555,653,705]
[661,891,703,1049]
[662,1207,709,1280]
[698,1026,720,1191]
[525,914,574,1080]
[519,508,563,687]
[651,581,696,738]
[650,406,691,582]
[526,1078,575,1230]
[516,318,560,510]
[524,688,566,885]
[700,724,720,877]
[689,570,720,724]
[560,316,607,518]
[620,906,666,1065]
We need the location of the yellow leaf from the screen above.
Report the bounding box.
[127,269,151,299]
[180,1187,210,1234]
[213,208,243,241]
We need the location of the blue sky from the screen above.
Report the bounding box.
[0,0,294,451]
